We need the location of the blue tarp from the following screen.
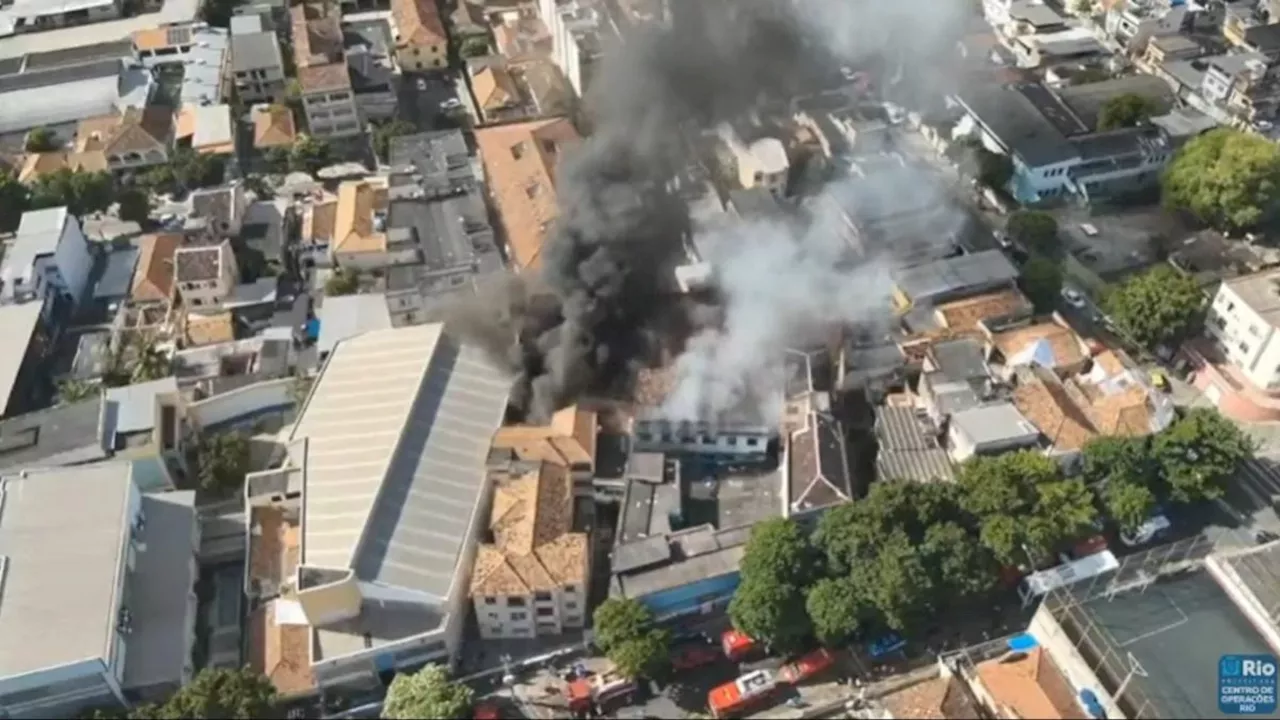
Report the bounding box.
[1007,633,1039,652]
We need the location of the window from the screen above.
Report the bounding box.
[507,596,526,607]
[483,596,496,605]
[536,607,555,617]
[728,436,739,446]
[413,48,421,56]
[487,611,499,620]
[566,615,582,625]
[564,585,577,594]
[510,612,527,621]
[746,437,759,447]
[511,627,531,636]
[1239,341,1251,354]
[565,601,577,610]
[534,591,553,602]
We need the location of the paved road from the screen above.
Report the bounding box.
[397,71,466,134]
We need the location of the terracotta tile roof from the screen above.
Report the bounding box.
[883,675,983,719]
[491,405,598,470]
[1012,366,1152,452]
[788,412,852,512]
[18,150,108,183]
[291,2,351,93]
[1090,386,1152,435]
[131,233,181,303]
[250,602,317,698]
[472,64,519,111]
[975,648,1087,719]
[392,0,448,48]
[470,463,588,597]
[475,117,580,270]
[302,197,338,244]
[249,505,301,590]
[183,311,237,347]
[633,366,676,407]
[132,26,172,51]
[1092,350,1126,378]
[331,180,388,254]
[174,245,225,283]
[103,107,173,156]
[252,105,297,149]
[75,113,123,152]
[935,289,1030,332]
[991,320,1087,371]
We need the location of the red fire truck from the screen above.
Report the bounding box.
[708,669,776,719]
[720,629,759,661]
[778,649,835,685]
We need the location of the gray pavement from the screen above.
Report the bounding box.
[397,71,467,135]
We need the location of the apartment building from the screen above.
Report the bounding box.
[230,27,287,104]
[716,124,789,197]
[0,206,93,317]
[173,241,240,309]
[0,463,199,719]
[2,0,122,34]
[470,463,589,639]
[391,0,449,72]
[541,0,610,98]
[1204,268,1280,396]
[291,0,362,138]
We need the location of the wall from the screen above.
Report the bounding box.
[187,377,293,430]
[54,217,93,307]
[1207,283,1280,389]
[304,92,362,138]
[1207,554,1280,654]
[1028,606,1127,719]
[0,661,121,719]
[396,44,447,73]
[639,571,740,620]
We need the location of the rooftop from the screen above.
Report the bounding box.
[174,244,225,283]
[332,180,388,255]
[955,83,1077,167]
[470,464,588,597]
[391,0,447,48]
[1011,364,1154,452]
[0,397,107,472]
[950,402,1040,448]
[874,407,955,483]
[1225,266,1280,326]
[491,405,598,471]
[252,104,297,149]
[291,1,350,93]
[231,30,283,73]
[2,206,69,299]
[973,647,1082,719]
[0,463,133,678]
[991,319,1088,372]
[893,250,1019,306]
[0,57,152,135]
[317,292,393,357]
[474,117,580,271]
[290,324,511,599]
[881,673,984,719]
[787,412,852,514]
[1056,75,1176,132]
[131,232,181,303]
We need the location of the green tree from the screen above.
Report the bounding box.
[265,146,291,174]
[0,170,31,232]
[853,530,937,633]
[196,432,251,495]
[1018,255,1064,312]
[289,135,332,175]
[1073,66,1110,83]
[57,378,98,405]
[1104,479,1157,533]
[1081,435,1156,489]
[373,120,418,163]
[1103,264,1204,350]
[117,187,151,224]
[974,146,1013,189]
[459,36,491,58]
[325,267,360,296]
[1097,93,1159,131]
[1152,408,1254,502]
[131,343,172,383]
[592,597,654,654]
[728,575,811,653]
[383,664,474,720]
[288,372,313,406]
[609,628,672,679]
[160,667,276,719]
[1006,210,1060,257]
[199,0,237,27]
[171,149,226,191]
[738,517,815,587]
[1162,128,1280,231]
[920,521,997,599]
[25,126,59,152]
[805,576,866,647]
[30,168,114,216]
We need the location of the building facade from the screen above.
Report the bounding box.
[0,207,93,313]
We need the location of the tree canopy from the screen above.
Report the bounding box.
[324,267,360,296]
[30,168,114,217]
[729,517,816,652]
[974,146,1013,190]
[383,664,474,720]
[1103,264,1204,350]
[1018,255,1064,312]
[1152,408,1254,502]
[161,667,277,719]
[1162,128,1280,231]
[1006,210,1060,258]
[805,576,867,646]
[25,127,59,152]
[117,187,151,224]
[289,135,332,175]
[0,170,32,232]
[373,120,418,163]
[1097,93,1159,130]
[196,431,251,495]
[591,597,670,678]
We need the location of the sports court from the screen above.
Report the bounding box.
[1068,570,1272,719]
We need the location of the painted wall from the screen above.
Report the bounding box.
[636,571,740,620]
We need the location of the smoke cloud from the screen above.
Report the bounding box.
[453,0,972,422]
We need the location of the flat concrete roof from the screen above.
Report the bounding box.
[0,463,134,678]
[0,302,46,417]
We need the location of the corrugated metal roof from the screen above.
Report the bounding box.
[293,324,510,598]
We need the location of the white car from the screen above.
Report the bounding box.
[415,78,427,91]
[1061,286,1086,308]
[439,98,463,111]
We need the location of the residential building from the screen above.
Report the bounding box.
[132,24,231,106]
[251,104,297,151]
[1010,27,1108,69]
[17,148,109,184]
[716,123,789,197]
[231,29,287,104]
[328,179,391,268]
[73,107,173,174]
[344,19,399,122]
[291,0,362,139]
[188,184,249,240]
[130,233,181,307]
[630,363,776,460]
[891,250,1020,311]
[391,0,449,72]
[1225,8,1280,61]
[1103,0,1193,52]
[952,78,1178,204]
[0,207,93,313]
[468,56,523,122]
[249,323,510,690]
[784,394,853,518]
[0,463,199,718]
[0,302,53,419]
[316,293,393,360]
[174,241,240,309]
[0,56,153,137]
[541,0,611,98]
[474,117,581,271]
[470,463,589,639]
[986,316,1092,378]
[947,402,1041,461]
[1192,267,1280,420]
[175,104,237,157]
[490,405,598,481]
[0,0,122,35]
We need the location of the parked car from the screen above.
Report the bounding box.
[440,98,463,111]
[672,644,720,671]
[1061,286,1086,309]
[416,77,427,91]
